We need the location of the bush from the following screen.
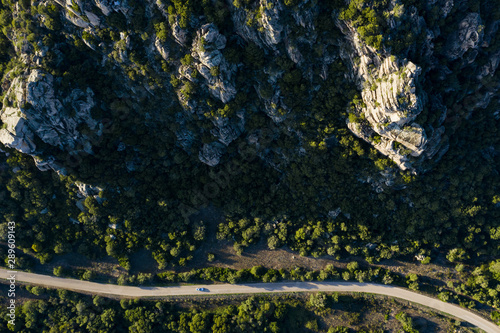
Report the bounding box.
[82,270,94,281]
[438,292,450,302]
[250,265,266,279]
[491,311,500,325]
[395,312,418,333]
[347,261,359,271]
[53,266,65,277]
[210,66,220,76]
[180,54,194,66]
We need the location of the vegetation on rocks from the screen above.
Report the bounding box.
[0,0,498,327]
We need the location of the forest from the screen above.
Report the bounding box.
[0,0,498,328]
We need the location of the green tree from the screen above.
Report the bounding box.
[53,266,65,277]
[308,292,327,310]
[100,308,117,329]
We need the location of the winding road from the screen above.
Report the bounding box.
[2,268,499,332]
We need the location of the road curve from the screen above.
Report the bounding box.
[2,268,499,333]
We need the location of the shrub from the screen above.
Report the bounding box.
[180,54,194,66]
[53,266,65,277]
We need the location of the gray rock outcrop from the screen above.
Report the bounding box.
[338,22,429,170]
[210,113,244,146]
[446,13,483,60]
[191,24,237,103]
[285,38,303,64]
[257,0,283,48]
[85,11,101,27]
[75,181,103,198]
[155,37,169,60]
[0,69,101,171]
[0,109,36,154]
[199,141,225,166]
[172,19,189,46]
[230,0,283,50]
[93,0,112,16]
[261,86,288,123]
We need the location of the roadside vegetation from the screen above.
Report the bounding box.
[0,284,471,332]
[0,0,498,330]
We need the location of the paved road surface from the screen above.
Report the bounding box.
[2,268,499,332]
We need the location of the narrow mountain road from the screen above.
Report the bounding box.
[2,268,499,332]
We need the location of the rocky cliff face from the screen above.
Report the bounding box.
[337,22,430,170]
[191,24,237,104]
[0,69,101,173]
[1,0,498,180]
[231,0,284,50]
[334,0,499,171]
